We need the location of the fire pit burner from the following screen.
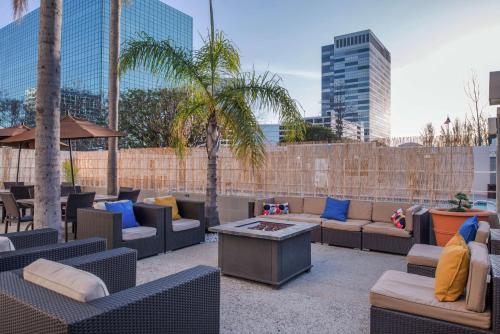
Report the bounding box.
[248,221,292,231]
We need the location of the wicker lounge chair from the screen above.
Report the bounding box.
[142,197,206,251]
[0,237,106,272]
[407,220,491,277]
[77,203,165,259]
[1,228,57,249]
[371,243,497,334]
[164,200,206,251]
[0,263,220,334]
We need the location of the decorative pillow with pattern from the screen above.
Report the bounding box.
[263,202,289,215]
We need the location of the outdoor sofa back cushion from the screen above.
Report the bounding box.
[466,242,490,312]
[0,236,15,252]
[404,204,422,232]
[155,196,181,220]
[24,259,109,303]
[459,216,479,243]
[303,197,326,215]
[321,197,350,221]
[371,202,410,224]
[105,200,139,229]
[475,221,491,244]
[347,200,372,221]
[275,196,303,214]
[435,235,470,302]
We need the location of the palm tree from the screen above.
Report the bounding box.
[107,0,122,195]
[120,0,304,226]
[13,0,62,234]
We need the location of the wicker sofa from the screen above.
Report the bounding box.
[252,196,430,254]
[407,220,491,277]
[142,198,206,251]
[0,236,107,272]
[77,203,165,259]
[370,242,497,334]
[0,259,220,334]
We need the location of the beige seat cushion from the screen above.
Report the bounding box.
[275,196,304,214]
[172,218,201,232]
[370,270,491,329]
[372,202,410,224]
[407,244,442,267]
[405,204,422,232]
[279,213,322,224]
[363,222,411,238]
[303,197,326,215]
[347,200,373,221]
[0,236,15,252]
[257,214,290,221]
[122,226,157,241]
[466,242,490,312]
[24,259,109,303]
[322,219,371,232]
[475,221,490,245]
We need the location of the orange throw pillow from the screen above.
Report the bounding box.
[154,196,181,220]
[435,235,470,302]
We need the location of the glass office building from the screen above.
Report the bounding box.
[0,0,192,128]
[322,30,391,140]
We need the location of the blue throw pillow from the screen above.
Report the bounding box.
[321,197,350,221]
[105,200,139,229]
[458,216,479,243]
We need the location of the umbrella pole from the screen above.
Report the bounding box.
[16,143,21,182]
[69,139,75,188]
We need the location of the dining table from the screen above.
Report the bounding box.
[15,194,118,207]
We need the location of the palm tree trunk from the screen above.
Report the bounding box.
[107,0,121,195]
[206,115,220,227]
[34,0,62,234]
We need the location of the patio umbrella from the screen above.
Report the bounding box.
[0,125,31,182]
[0,115,126,187]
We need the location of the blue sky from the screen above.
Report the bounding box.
[2,0,500,137]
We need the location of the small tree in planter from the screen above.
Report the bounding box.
[430,191,490,246]
[448,192,472,212]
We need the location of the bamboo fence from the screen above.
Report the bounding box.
[0,143,474,205]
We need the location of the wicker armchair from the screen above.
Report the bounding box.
[0,264,220,334]
[77,203,165,259]
[1,228,58,249]
[164,200,206,252]
[0,237,106,272]
[371,255,500,334]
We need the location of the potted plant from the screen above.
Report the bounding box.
[430,192,492,246]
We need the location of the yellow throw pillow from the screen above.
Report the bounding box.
[154,196,181,220]
[445,233,467,248]
[435,240,470,302]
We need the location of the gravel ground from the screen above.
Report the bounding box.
[137,237,405,334]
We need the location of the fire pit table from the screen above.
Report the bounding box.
[209,217,319,288]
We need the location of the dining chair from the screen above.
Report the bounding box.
[117,189,140,203]
[61,184,82,196]
[0,192,33,233]
[10,185,34,216]
[64,192,96,242]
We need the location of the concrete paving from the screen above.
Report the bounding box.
[137,240,406,334]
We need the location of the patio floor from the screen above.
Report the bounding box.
[137,239,406,334]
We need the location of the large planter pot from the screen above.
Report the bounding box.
[430,208,492,246]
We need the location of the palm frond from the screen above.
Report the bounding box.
[171,88,209,157]
[218,71,305,142]
[217,94,266,167]
[119,32,207,90]
[12,0,28,21]
[196,31,240,78]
